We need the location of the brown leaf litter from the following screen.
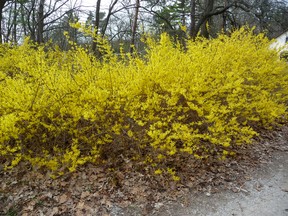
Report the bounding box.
[0,126,288,216]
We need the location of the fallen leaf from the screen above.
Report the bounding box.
[92,191,100,197]
[100,196,112,208]
[23,200,36,211]
[46,192,53,199]
[131,187,141,195]
[81,173,87,180]
[81,191,90,199]
[58,194,68,204]
[75,209,85,216]
[118,200,131,208]
[154,202,164,209]
[116,171,125,180]
[89,174,98,181]
[60,181,69,187]
[76,201,85,209]
[38,210,45,216]
[50,207,59,216]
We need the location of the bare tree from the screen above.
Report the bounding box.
[189,0,250,38]
[101,0,119,36]
[7,0,74,43]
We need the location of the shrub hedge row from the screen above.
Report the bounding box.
[0,28,288,178]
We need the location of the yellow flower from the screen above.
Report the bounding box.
[154,169,162,175]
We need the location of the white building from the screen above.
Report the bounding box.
[270,30,288,52]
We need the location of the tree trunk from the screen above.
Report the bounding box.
[20,2,27,36]
[192,0,234,39]
[12,0,17,43]
[180,0,186,26]
[92,0,101,56]
[222,0,228,34]
[101,0,118,36]
[0,0,7,43]
[189,0,196,38]
[37,0,45,43]
[130,0,140,54]
[200,0,214,38]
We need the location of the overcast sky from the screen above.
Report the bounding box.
[68,0,112,22]
[70,0,120,21]
[75,0,113,10]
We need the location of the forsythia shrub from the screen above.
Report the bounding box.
[0,28,288,177]
[280,51,288,62]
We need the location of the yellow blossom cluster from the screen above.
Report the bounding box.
[0,28,288,177]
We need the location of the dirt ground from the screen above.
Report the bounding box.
[1,127,288,216]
